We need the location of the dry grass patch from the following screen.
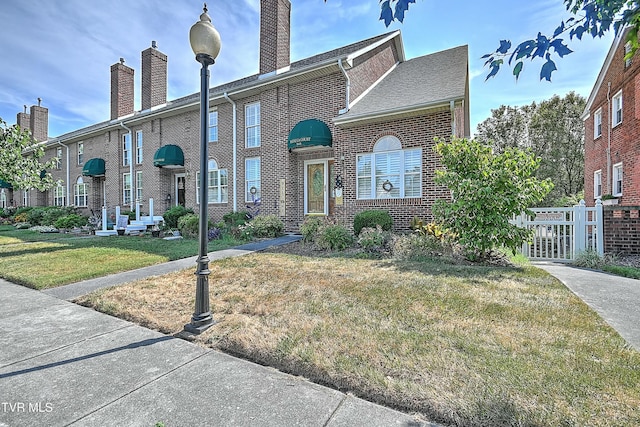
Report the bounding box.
[77,253,640,426]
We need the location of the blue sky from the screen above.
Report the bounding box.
[0,0,614,138]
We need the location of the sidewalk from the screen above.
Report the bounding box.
[534,262,640,351]
[0,236,435,427]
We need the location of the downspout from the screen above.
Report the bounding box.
[607,82,612,195]
[338,58,350,114]
[224,92,238,212]
[119,121,135,217]
[53,140,70,206]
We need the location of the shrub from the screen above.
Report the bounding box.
[573,249,617,269]
[353,210,393,235]
[357,225,391,254]
[26,207,47,226]
[54,214,88,229]
[14,206,33,218]
[300,217,323,242]
[14,212,29,223]
[177,214,212,238]
[391,233,455,261]
[223,210,249,227]
[208,227,223,241]
[316,224,354,251]
[250,214,284,238]
[42,207,76,226]
[163,205,194,229]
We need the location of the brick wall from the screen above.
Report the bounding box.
[29,105,48,143]
[259,0,290,75]
[603,205,640,255]
[110,61,135,120]
[141,45,167,111]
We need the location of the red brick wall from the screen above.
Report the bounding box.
[259,0,291,74]
[603,205,640,254]
[584,30,640,206]
[348,43,398,102]
[141,46,167,111]
[110,62,135,120]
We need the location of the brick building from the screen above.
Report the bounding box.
[10,0,470,232]
[583,28,640,206]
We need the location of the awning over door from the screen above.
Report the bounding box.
[82,158,106,177]
[153,145,184,168]
[287,119,332,151]
[0,179,12,189]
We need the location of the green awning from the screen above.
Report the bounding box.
[154,145,184,168]
[82,158,106,177]
[40,170,47,179]
[0,179,12,189]
[287,119,332,151]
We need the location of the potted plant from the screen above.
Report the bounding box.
[600,194,619,205]
[151,223,161,238]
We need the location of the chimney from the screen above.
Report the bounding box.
[141,41,167,111]
[29,99,48,142]
[110,58,135,120]
[16,105,30,132]
[260,0,291,75]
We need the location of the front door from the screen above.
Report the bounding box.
[305,161,328,215]
[175,173,186,207]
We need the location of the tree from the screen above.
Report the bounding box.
[0,118,58,192]
[371,0,640,81]
[432,137,553,260]
[475,92,585,206]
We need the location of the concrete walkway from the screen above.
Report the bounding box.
[1,235,435,427]
[534,262,640,351]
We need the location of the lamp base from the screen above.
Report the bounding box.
[183,318,215,336]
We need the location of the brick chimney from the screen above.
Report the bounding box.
[29,99,48,142]
[141,41,167,111]
[110,58,135,120]
[16,105,30,132]
[260,0,291,75]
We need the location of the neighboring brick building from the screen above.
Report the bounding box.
[10,0,470,232]
[583,28,640,206]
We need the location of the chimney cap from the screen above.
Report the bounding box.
[37,97,42,107]
[120,57,125,65]
[152,40,157,49]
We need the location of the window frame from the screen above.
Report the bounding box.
[135,130,143,164]
[74,177,88,207]
[594,108,602,138]
[612,90,623,127]
[594,170,602,199]
[54,183,65,206]
[245,102,261,148]
[613,162,623,197]
[0,189,6,209]
[136,171,143,201]
[208,110,218,143]
[123,133,132,166]
[245,157,261,202]
[123,173,132,206]
[196,159,228,204]
[77,142,84,165]
[56,147,63,169]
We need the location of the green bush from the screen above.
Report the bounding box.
[223,210,249,227]
[163,205,194,229]
[353,210,393,235]
[54,214,88,229]
[250,215,284,238]
[177,214,212,238]
[26,207,47,226]
[357,225,391,254]
[391,233,454,260]
[300,217,324,242]
[316,224,354,251]
[42,207,76,226]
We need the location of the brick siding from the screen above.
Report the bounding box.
[603,205,640,255]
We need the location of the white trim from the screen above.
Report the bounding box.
[594,169,602,199]
[304,159,329,216]
[612,162,623,196]
[612,90,623,127]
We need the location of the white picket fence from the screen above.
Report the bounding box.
[511,200,603,262]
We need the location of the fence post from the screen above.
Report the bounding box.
[573,200,586,258]
[595,198,604,256]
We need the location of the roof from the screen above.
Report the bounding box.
[334,45,469,126]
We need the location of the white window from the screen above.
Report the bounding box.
[594,170,602,199]
[77,142,84,165]
[208,110,218,143]
[123,133,132,166]
[245,102,261,148]
[136,171,143,201]
[123,173,132,205]
[625,41,633,68]
[356,136,422,199]
[54,183,65,206]
[613,162,623,196]
[245,157,261,201]
[23,190,29,207]
[136,130,143,164]
[594,109,602,138]
[196,159,228,204]
[0,189,6,208]
[74,177,88,207]
[612,90,623,127]
[56,147,63,169]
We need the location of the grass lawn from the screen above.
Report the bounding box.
[77,250,640,427]
[0,225,243,289]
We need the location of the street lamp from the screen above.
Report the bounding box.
[184,3,221,335]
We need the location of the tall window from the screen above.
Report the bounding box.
[54,183,65,206]
[196,159,228,204]
[612,90,623,127]
[625,41,633,68]
[245,157,261,201]
[77,142,84,165]
[123,173,132,205]
[56,147,63,169]
[209,110,218,142]
[136,130,143,164]
[356,136,422,199]
[594,109,602,138]
[0,189,5,208]
[594,170,602,199]
[613,163,623,196]
[74,177,88,207]
[123,133,132,166]
[23,190,29,207]
[136,171,143,201]
[245,102,261,148]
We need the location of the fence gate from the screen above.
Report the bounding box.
[511,200,603,262]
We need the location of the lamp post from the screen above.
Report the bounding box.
[184,3,221,335]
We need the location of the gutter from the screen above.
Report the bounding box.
[338,58,351,114]
[224,92,238,212]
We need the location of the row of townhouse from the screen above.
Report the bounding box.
[4,0,470,232]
